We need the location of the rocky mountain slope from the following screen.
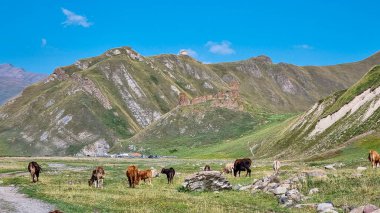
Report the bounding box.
[256,65,380,159]
[0,47,379,156]
[0,64,47,104]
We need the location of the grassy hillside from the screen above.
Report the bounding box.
[0,47,379,157]
[252,65,380,159]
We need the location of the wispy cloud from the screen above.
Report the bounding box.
[205,41,235,55]
[178,49,198,57]
[61,8,92,28]
[293,44,313,50]
[41,38,47,47]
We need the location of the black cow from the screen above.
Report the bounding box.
[233,158,252,177]
[161,167,175,184]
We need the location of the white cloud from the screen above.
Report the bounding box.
[178,49,198,57]
[293,44,313,50]
[205,41,235,55]
[41,38,47,47]
[61,8,92,28]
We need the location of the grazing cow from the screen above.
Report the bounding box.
[88,166,105,188]
[138,169,153,185]
[161,167,175,184]
[222,163,234,175]
[368,150,380,168]
[27,161,41,183]
[233,158,252,177]
[204,165,211,171]
[126,165,139,188]
[273,160,281,174]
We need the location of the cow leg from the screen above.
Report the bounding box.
[30,173,34,183]
[246,168,251,177]
[36,171,39,182]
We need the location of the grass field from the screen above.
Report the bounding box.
[1,155,380,213]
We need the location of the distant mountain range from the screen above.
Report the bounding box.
[0,64,47,104]
[0,47,379,157]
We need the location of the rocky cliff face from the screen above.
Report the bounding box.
[259,66,380,158]
[0,47,379,156]
[0,64,47,104]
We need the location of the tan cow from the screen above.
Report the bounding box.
[273,160,281,174]
[221,163,234,175]
[368,150,380,168]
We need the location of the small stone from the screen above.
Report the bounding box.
[324,164,336,170]
[357,166,367,171]
[309,188,319,195]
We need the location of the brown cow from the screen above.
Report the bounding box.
[27,161,41,183]
[126,165,139,188]
[88,166,105,188]
[204,165,211,171]
[233,158,252,177]
[369,150,380,168]
[138,169,153,185]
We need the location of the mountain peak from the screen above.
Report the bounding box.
[248,55,272,64]
[103,46,144,61]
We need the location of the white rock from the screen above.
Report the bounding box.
[357,166,367,171]
[273,186,287,195]
[317,203,334,212]
[324,164,336,170]
[309,188,319,195]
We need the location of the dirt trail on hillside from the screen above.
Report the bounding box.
[0,186,55,213]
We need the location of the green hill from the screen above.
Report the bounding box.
[0,47,379,156]
[253,66,380,159]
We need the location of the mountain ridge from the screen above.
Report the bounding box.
[0,47,379,156]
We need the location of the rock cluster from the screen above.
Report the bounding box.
[240,174,306,207]
[182,171,232,192]
[349,204,379,213]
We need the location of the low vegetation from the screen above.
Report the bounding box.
[1,154,379,212]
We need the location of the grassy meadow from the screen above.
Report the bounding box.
[1,155,380,213]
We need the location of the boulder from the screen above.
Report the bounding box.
[357,167,367,171]
[273,186,287,195]
[182,171,232,192]
[350,204,379,213]
[317,203,334,212]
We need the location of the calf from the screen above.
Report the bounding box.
[233,158,252,177]
[273,160,281,174]
[369,150,380,168]
[161,167,175,184]
[126,165,139,188]
[27,161,41,183]
[138,169,153,185]
[204,165,211,171]
[222,163,234,175]
[88,166,105,188]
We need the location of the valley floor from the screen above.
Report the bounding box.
[0,156,379,212]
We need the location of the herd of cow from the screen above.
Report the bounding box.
[25,151,380,188]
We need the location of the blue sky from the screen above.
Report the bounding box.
[1,0,379,74]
